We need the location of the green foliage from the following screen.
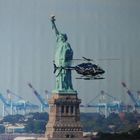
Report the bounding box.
[25,112,48,133]
[25,120,46,133]
[0,112,139,135]
[28,112,49,121]
[81,112,140,133]
[81,113,106,132]
[2,114,25,124]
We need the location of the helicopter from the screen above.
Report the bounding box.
[53,57,105,80]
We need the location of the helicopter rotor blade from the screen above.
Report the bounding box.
[82,57,93,62]
[97,58,120,61]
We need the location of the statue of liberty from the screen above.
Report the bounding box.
[50,16,75,92]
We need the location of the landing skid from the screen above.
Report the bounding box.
[76,76,104,80]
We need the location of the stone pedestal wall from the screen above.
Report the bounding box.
[37,92,90,140]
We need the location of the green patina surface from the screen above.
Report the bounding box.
[50,16,76,93]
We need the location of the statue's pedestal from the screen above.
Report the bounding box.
[37,91,90,140]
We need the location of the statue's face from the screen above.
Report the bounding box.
[59,34,67,42]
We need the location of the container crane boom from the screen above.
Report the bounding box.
[7,89,24,100]
[100,90,117,101]
[6,89,39,111]
[0,93,11,107]
[121,82,139,106]
[28,83,48,110]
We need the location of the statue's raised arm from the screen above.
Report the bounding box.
[50,15,59,36]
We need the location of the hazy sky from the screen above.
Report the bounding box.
[0,0,140,114]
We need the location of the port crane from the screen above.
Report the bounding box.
[28,83,49,112]
[6,89,39,114]
[44,90,51,100]
[100,90,127,112]
[121,82,140,108]
[0,93,14,116]
[83,90,125,117]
